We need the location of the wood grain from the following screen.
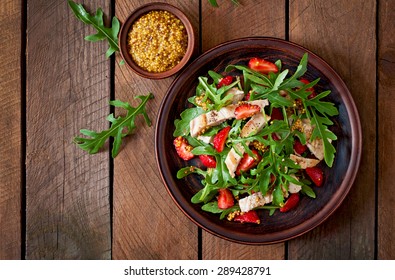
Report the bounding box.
[289,0,376,259]
[0,0,22,260]
[378,0,395,260]
[25,0,111,259]
[112,0,200,259]
[201,0,286,260]
[201,0,286,52]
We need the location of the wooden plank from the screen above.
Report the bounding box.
[201,0,286,260]
[378,0,395,260]
[289,0,376,259]
[112,0,200,259]
[25,0,111,259]
[0,0,22,260]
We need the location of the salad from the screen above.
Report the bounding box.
[173,53,339,224]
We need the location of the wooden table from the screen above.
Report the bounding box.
[0,0,394,260]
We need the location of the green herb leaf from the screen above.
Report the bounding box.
[310,110,338,167]
[74,93,154,158]
[201,201,223,214]
[174,107,205,137]
[208,0,239,7]
[68,0,120,58]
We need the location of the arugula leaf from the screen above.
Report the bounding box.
[74,93,154,158]
[310,110,338,167]
[198,77,234,110]
[174,107,204,137]
[208,0,239,7]
[201,201,223,214]
[68,0,120,58]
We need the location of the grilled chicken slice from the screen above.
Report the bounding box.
[290,154,320,169]
[239,192,273,212]
[224,143,245,177]
[240,113,270,138]
[226,87,245,104]
[288,174,302,194]
[190,100,268,137]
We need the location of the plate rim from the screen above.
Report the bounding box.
[155,36,362,244]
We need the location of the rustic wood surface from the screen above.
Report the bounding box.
[0,0,22,260]
[378,0,395,259]
[0,0,393,260]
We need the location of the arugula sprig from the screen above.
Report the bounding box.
[74,93,154,158]
[208,0,239,7]
[68,0,120,58]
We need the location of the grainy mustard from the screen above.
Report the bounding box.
[127,10,188,73]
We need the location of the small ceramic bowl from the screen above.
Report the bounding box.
[119,2,195,79]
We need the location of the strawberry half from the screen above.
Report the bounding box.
[305,166,324,186]
[234,210,260,224]
[294,139,307,155]
[270,107,283,121]
[173,136,194,160]
[217,188,234,209]
[217,75,234,88]
[236,149,262,176]
[199,154,216,168]
[234,103,261,120]
[213,126,231,153]
[248,57,278,74]
[280,193,300,212]
[300,78,317,99]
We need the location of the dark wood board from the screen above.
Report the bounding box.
[112,0,200,259]
[0,0,22,260]
[200,0,286,259]
[288,0,376,259]
[378,0,395,260]
[25,0,111,259]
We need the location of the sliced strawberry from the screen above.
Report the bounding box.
[213,126,231,153]
[305,166,324,187]
[271,133,280,141]
[294,139,307,155]
[300,78,317,99]
[217,188,234,209]
[173,136,194,160]
[236,149,262,176]
[244,92,251,101]
[280,193,300,212]
[234,103,261,120]
[234,210,260,224]
[216,75,234,88]
[248,57,278,74]
[270,107,283,121]
[199,154,216,168]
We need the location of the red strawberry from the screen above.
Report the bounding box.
[199,154,216,168]
[234,103,261,120]
[217,75,234,88]
[248,57,278,74]
[270,107,283,120]
[280,193,300,212]
[244,92,251,101]
[305,166,324,187]
[271,133,280,141]
[173,136,194,160]
[236,149,262,176]
[300,78,317,99]
[294,139,307,155]
[234,210,260,224]
[217,188,234,209]
[213,126,231,153]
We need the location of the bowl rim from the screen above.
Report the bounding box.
[118,2,195,79]
[155,36,362,244]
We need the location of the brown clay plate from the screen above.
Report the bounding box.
[155,37,362,244]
